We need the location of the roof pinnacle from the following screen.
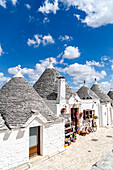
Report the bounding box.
[84,80,86,86]
[17,65,21,71]
[48,58,54,69]
[13,65,23,78]
[94,78,97,84]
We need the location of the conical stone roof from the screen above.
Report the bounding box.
[33,68,73,100]
[0,76,59,129]
[108,91,113,100]
[77,84,99,100]
[91,82,111,103]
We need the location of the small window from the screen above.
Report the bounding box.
[83,110,93,120]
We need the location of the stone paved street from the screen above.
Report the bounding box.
[30,125,113,170]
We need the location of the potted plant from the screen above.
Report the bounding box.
[93,115,98,119]
[92,115,99,129]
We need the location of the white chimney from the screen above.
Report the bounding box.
[57,76,66,103]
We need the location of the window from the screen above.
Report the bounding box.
[83,110,93,120]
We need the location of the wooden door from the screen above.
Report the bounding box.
[29,126,40,158]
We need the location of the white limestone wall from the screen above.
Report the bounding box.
[0,117,65,170]
[57,103,69,116]
[81,99,100,116]
[68,95,81,105]
[111,107,113,122]
[57,78,66,104]
[101,104,107,127]
[107,103,111,125]
[0,128,29,170]
[80,99,100,128]
[43,121,65,155]
[101,103,111,127]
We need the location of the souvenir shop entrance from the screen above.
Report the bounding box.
[71,108,79,134]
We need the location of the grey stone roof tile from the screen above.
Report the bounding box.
[0,77,60,128]
[33,68,73,100]
[77,85,99,100]
[91,83,111,103]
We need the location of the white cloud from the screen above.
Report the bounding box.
[27,39,36,46]
[62,46,80,59]
[59,35,73,41]
[25,4,31,9]
[99,81,111,93]
[11,0,18,6]
[86,60,104,67]
[43,35,55,46]
[8,58,57,84]
[57,62,106,85]
[71,84,83,92]
[60,0,113,28]
[74,14,80,20]
[27,34,55,47]
[0,72,10,85]
[101,56,110,61]
[38,0,59,14]
[0,44,4,56]
[43,17,50,23]
[111,65,113,70]
[0,0,6,8]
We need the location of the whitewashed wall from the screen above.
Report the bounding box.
[81,99,99,114]
[0,128,29,170]
[43,121,65,155]
[100,103,111,127]
[80,99,100,128]
[0,117,65,170]
[111,107,113,122]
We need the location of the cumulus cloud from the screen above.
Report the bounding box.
[59,35,73,41]
[62,46,80,59]
[99,81,111,93]
[0,72,10,86]
[43,35,55,46]
[57,63,106,85]
[111,65,113,70]
[74,14,80,20]
[25,4,31,9]
[0,0,6,8]
[11,0,18,6]
[27,34,55,47]
[86,60,104,67]
[43,17,50,23]
[59,0,113,28]
[101,56,110,61]
[0,45,4,56]
[38,0,59,14]
[8,58,57,84]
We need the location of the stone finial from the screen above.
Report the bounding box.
[49,58,52,63]
[94,78,97,84]
[13,65,23,78]
[84,80,86,85]
[48,58,54,69]
[17,65,21,71]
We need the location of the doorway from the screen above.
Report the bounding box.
[29,126,40,158]
[71,108,79,133]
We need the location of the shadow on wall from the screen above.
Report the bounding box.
[16,130,25,139]
[3,131,11,141]
[3,129,25,141]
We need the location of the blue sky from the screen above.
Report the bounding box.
[0,0,113,93]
